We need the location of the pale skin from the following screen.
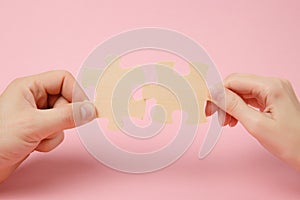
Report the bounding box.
[0,71,299,183]
[206,73,300,170]
[0,71,96,183]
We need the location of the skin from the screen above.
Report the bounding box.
[0,71,299,183]
[206,73,300,171]
[0,71,96,183]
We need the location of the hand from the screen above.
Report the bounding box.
[0,71,96,183]
[206,73,300,170]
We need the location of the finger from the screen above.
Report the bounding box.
[205,101,218,116]
[35,98,68,152]
[32,101,96,139]
[206,101,233,126]
[48,95,69,108]
[224,74,299,120]
[206,101,232,126]
[224,113,232,126]
[244,98,264,111]
[224,73,289,108]
[35,131,64,152]
[28,70,88,103]
[211,87,274,139]
[217,108,226,126]
[48,95,60,108]
[224,73,267,95]
[53,96,69,108]
[238,93,266,110]
[229,117,238,127]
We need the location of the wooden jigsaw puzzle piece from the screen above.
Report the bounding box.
[95,58,147,130]
[82,57,211,130]
[140,61,210,125]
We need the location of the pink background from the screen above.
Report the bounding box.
[1,0,300,199]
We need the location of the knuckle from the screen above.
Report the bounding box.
[227,73,241,79]
[274,78,289,87]
[265,78,285,98]
[51,70,74,81]
[59,70,74,79]
[10,77,25,86]
[224,73,240,85]
[280,78,291,87]
[58,70,76,86]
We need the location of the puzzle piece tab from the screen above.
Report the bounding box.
[94,58,147,130]
[81,58,210,130]
[139,61,209,124]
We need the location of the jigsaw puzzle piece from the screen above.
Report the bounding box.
[82,57,211,130]
[184,62,210,124]
[81,67,102,88]
[95,58,148,130]
[140,64,195,125]
[142,84,180,124]
[141,61,210,125]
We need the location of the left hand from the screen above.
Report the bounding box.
[0,70,96,183]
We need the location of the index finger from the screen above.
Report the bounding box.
[29,70,88,102]
[224,73,267,95]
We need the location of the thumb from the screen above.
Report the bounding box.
[211,87,273,139]
[34,101,96,138]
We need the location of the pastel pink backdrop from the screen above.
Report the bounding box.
[0,0,300,199]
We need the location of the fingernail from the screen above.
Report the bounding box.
[80,101,95,121]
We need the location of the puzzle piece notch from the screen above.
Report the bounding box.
[142,84,180,124]
[95,58,147,130]
[82,57,211,130]
[140,61,210,125]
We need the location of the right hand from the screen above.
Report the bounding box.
[206,73,300,170]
